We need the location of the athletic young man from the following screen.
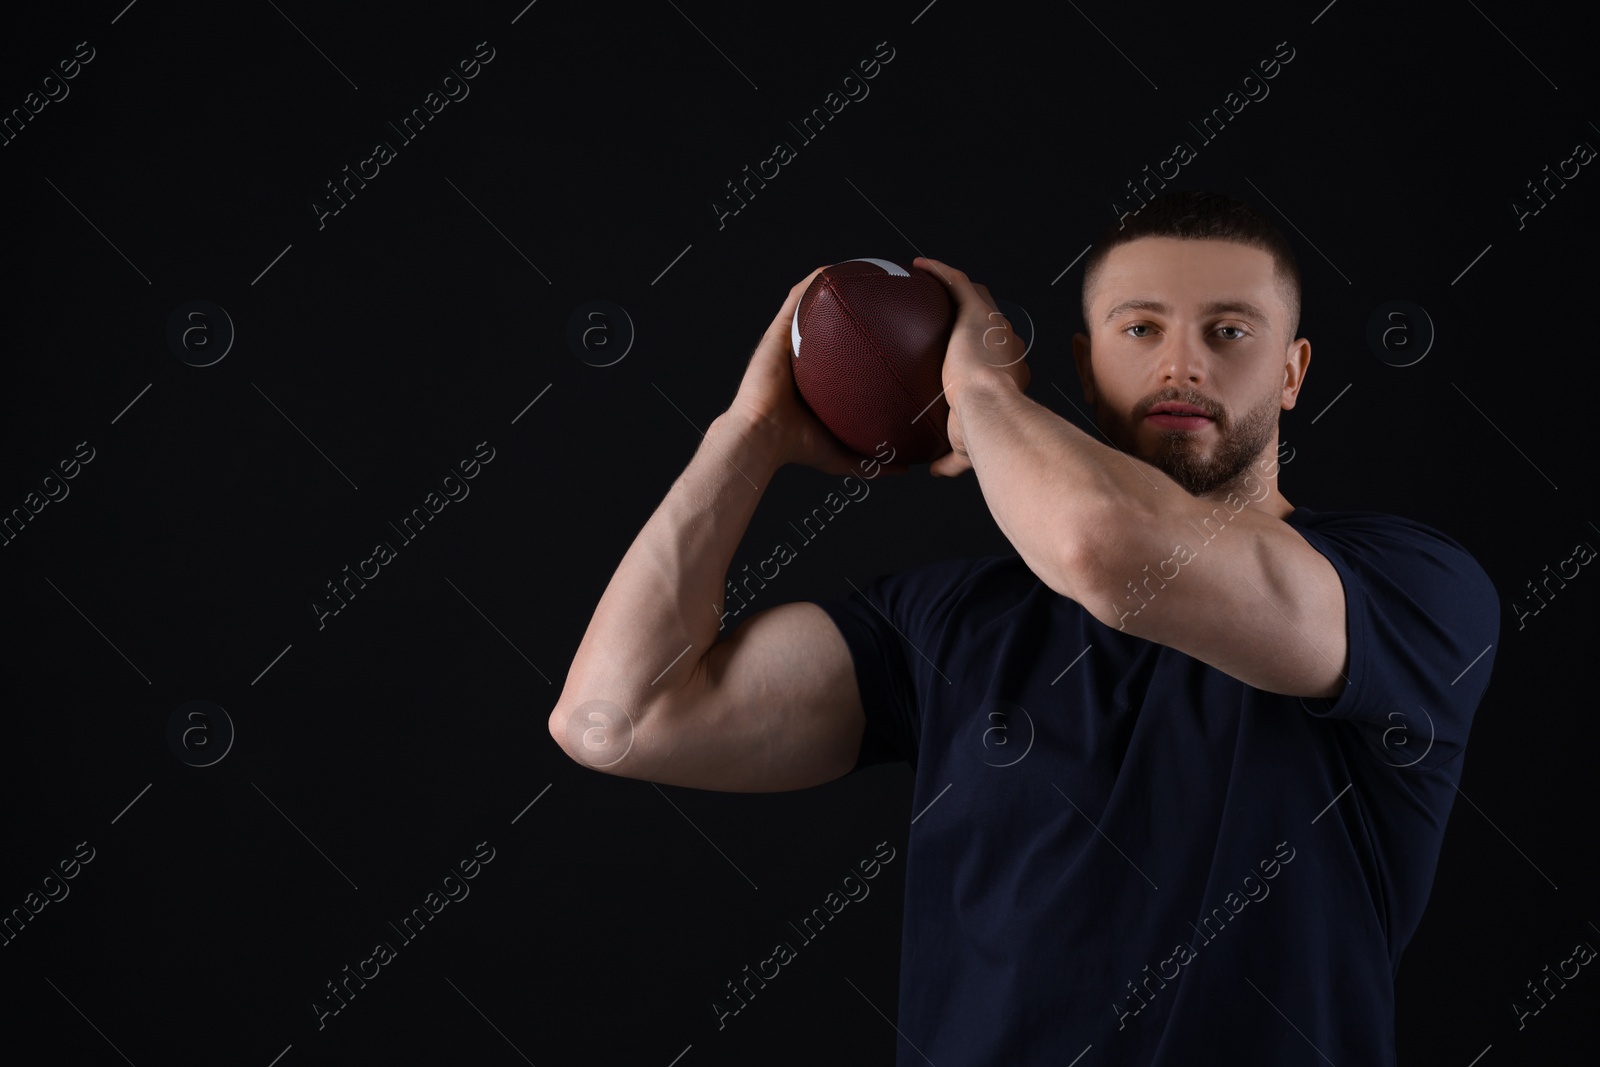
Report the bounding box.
[550,191,1499,1063]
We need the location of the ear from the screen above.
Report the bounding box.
[1280,337,1311,409]
[1072,331,1096,404]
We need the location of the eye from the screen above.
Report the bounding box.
[1216,326,1247,340]
[1123,323,1154,338]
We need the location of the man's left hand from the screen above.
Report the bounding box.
[912,257,1031,478]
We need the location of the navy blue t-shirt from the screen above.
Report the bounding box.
[802,507,1499,1065]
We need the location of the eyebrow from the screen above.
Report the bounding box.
[1102,298,1272,325]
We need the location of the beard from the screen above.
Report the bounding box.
[1095,384,1280,497]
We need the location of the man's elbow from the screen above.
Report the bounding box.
[547,705,574,759]
[1053,513,1132,618]
[547,697,645,776]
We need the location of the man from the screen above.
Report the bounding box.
[549,190,1499,1063]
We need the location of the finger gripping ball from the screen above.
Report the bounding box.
[790,258,955,463]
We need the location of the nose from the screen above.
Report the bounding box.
[1159,328,1208,386]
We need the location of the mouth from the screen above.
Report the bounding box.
[1144,402,1215,431]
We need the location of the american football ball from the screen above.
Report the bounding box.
[790,258,955,463]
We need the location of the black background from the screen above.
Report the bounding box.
[2,0,1595,1063]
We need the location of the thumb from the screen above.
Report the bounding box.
[928,450,971,478]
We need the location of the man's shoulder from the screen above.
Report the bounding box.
[1285,505,1489,579]
[1286,505,1501,716]
[1287,504,1459,539]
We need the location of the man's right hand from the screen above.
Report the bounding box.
[723,266,910,478]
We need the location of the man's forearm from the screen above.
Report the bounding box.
[556,411,784,720]
[954,378,1180,603]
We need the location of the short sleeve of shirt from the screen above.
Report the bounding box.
[1289,509,1500,770]
[800,557,994,774]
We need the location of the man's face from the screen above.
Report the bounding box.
[1072,237,1307,498]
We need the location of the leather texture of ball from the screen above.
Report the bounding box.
[790,258,955,463]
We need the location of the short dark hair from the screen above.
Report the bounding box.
[1080,190,1302,340]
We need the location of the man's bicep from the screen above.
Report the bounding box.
[1089,510,1350,698]
[624,602,875,792]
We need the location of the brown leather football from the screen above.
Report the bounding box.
[790,258,955,463]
